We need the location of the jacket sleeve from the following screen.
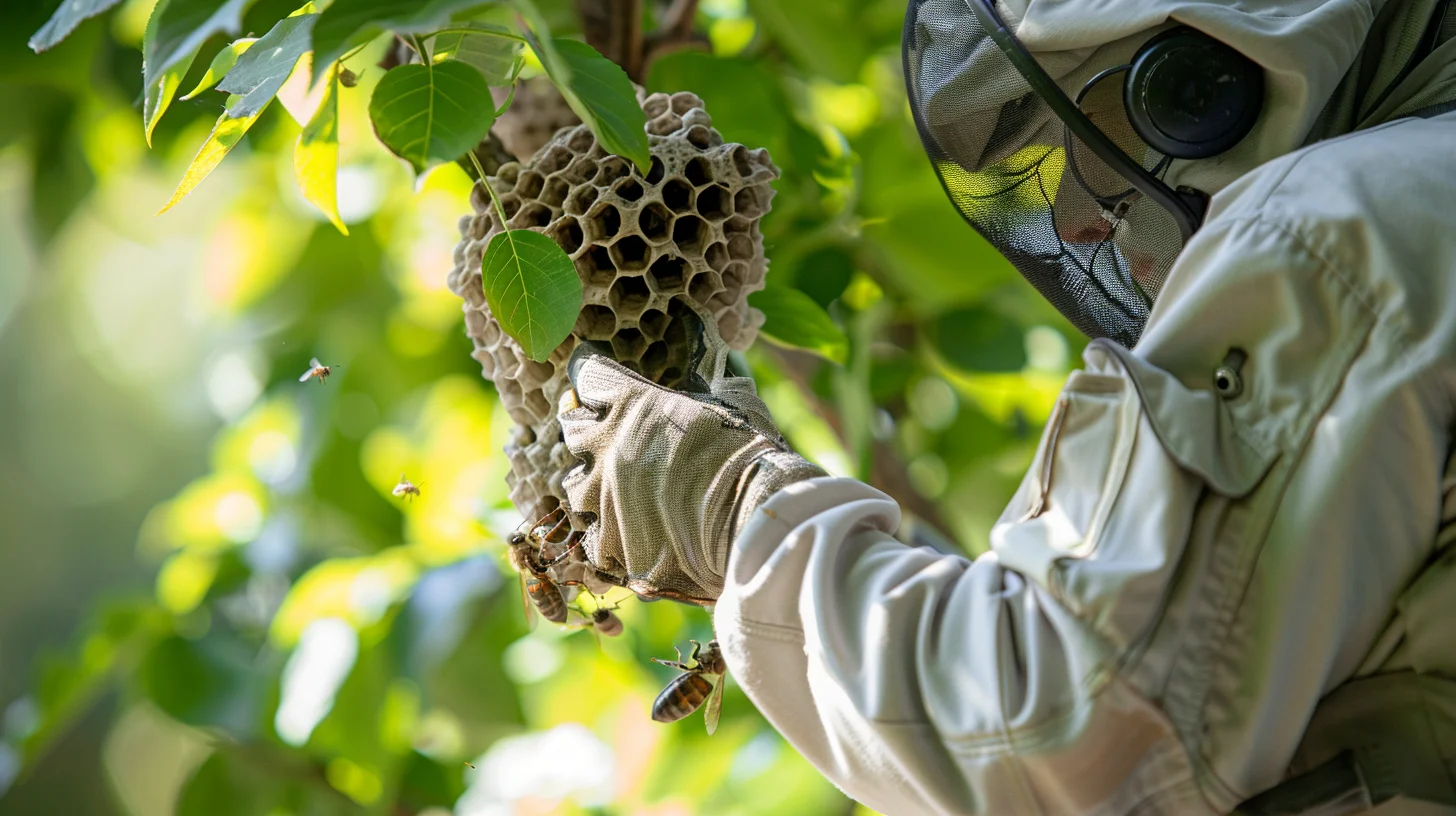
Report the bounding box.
[713,475,1206,815]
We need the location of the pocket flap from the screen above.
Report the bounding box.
[1085,339,1275,498]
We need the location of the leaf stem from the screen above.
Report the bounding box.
[493,57,527,116]
[425,25,530,44]
[337,41,370,64]
[467,150,511,230]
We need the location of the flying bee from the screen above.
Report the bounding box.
[298,357,335,385]
[569,596,624,639]
[506,507,582,628]
[589,604,623,637]
[652,639,726,735]
[392,473,421,501]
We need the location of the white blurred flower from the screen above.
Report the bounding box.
[274,618,358,746]
[456,724,616,815]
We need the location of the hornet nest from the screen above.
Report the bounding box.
[448,90,779,551]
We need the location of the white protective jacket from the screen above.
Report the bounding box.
[714,2,1456,814]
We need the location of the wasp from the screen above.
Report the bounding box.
[392,473,421,501]
[507,507,582,627]
[298,357,335,385]
[652,639,726,735]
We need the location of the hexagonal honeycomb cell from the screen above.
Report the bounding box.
[448,90,779,527]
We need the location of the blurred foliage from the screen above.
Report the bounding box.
[0,0,1084,813]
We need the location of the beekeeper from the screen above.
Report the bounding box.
[557,0,1456,812]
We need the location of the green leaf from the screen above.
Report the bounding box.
[217,13,316,117]
[543,38,650,174]
[857,122,1019,308]
[142,0,255,145]
[157,95,270,214]
[8,601,166,767]
[368,61,496,175]
[510,0,568,79]
[28,0,124,52]
[180,37,257,100]
[176,752,277,816]
[398,751,466,811]
[749,286,849,363]
[295,66,347,234]
[29,94,94,243]
[138,631,270,734]
[927,305,1027,373]
[646,52,790,158]
[310,0,490,84]
[794,246,855,308]
[744,0,867,83]
[176,749,358,815]
[481,229,582,362]
[144,51,196,146]
[430,22,523,85]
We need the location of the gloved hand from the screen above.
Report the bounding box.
[558,344,825,605]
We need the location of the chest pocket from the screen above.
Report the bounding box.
[991,340,1278,653]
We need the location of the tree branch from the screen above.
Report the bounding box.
[576,0,645,79]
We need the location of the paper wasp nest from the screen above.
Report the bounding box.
[448,91,778,523]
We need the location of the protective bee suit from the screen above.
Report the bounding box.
[556,0,1456,813]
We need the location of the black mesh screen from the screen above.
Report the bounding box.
[904,0,1189,348]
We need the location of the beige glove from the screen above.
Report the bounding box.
[558,343,824,605]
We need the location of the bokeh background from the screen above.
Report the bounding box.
[0,0,1082,813]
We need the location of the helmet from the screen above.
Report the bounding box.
[903,0,1266,346]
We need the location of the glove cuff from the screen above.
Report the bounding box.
[729,450,827,550]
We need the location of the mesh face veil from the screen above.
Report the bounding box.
[902,0,1259,347]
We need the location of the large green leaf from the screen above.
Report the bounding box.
[481,229,582,362]
[157,95,270,214]
[749,285,849,363]
[295,66,347,234]
[28,0,124,52]
[217,12,316,117]
[927,305,1027,373]
[142,0,255,144]
[180,37,257,100]
[430,22,523,85]
[544,38,650,174]
[310,0,491,84]
[368,61,496,175]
